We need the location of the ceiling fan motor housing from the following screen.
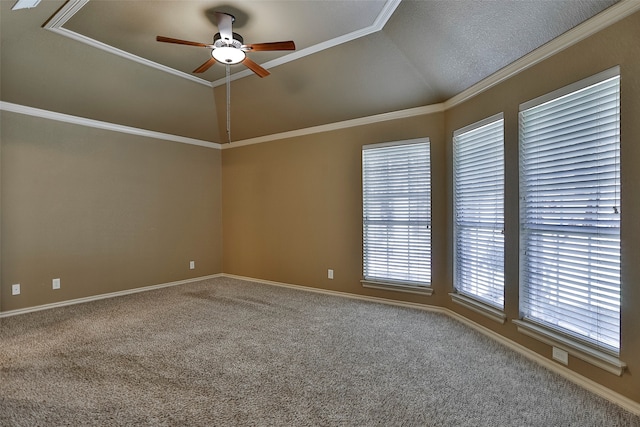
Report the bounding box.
[156,9,295,76]
[213,32,244,49]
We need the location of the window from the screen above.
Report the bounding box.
[519,67,621,353]
[453,114,505,309]
[362,139,431,288]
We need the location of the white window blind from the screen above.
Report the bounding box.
[362,139,431,286]
[519,68,621,353]
[453,114,505,309]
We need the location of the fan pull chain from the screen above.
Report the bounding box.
[226,64,231,144]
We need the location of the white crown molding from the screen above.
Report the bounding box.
[0,100,439,150]
[12,0,640,149]
[211,0,403,87]
[444,0,640,110]
[45,0,401,88]
[41,0,87,27]
[0,101,222,149]
[227,0,639,148]
[48,26,213,87]
[42,0,635,97]
[43,0,211,87]
[224,103,445,149]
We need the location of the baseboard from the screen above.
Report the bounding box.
[222,273,640,417]
[446,311,640,417]
[0,274,223,318]
[221,274,447,314]
[2,272,638,416]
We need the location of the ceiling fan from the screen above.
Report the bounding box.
[156,11,296,78]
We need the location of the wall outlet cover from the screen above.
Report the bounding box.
[53,278,61,289]
[552,346,569,365]
[12,284,21,295]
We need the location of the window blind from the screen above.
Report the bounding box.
[519,68,621,353]
[362,139,431,286]
[454,115,505,309]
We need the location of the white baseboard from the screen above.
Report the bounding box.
[2,272,638,416]
[222,273,640,417]
[0,274,222,318]
[447,311,640,417]
[222,273,447,313]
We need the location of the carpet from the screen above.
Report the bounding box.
[1,276,639,426]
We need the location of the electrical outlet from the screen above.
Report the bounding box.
[189,261,195,270]
[12,284,21,295]
[328,269,334,279]
[552,346,569,365]
[52,278,61,290]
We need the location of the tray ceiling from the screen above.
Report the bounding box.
[48,0,396,86]
[1,0,628,143]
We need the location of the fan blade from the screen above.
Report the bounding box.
[245,41,296,51]
[156,36,209,48]
[215,12,234,43]
[241,57,270,78]
[193,58,216,73]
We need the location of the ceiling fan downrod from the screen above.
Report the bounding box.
[226,64,231,144]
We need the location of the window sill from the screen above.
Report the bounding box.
[361,280,433,296]
[449,293,506,324]
[513,319,626,376]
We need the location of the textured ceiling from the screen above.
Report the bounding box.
[0,0,621,143]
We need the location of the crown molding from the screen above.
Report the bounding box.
[224,103,445,149]
[15,1,639,150]
[47,26,212,87]
[0,101,222,149]
[0,100,440,150]
[43,0,211,87]
[211,0,402,86]
[41,0,87,27]
[444,0,640,110]
[45,0,401,88]
[228,1,639,148]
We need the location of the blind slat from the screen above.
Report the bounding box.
[454,115,505,309]
[362,140,431,285]
[520,72,620,353]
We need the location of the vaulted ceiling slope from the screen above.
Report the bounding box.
[0,0,621,143]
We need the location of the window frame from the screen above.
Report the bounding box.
[516,66,624,373]
[452,113,505,316]
[361,138,432,295]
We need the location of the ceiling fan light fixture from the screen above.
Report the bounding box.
[211,46,246,64]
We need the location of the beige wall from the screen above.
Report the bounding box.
[1,4,637,408]
[222,113,447,307]
[1,112,223,312]
[222,12,640,404]
[0,1,220,143]
[444,11,640,401]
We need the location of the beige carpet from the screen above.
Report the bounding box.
[1,276,639,426]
